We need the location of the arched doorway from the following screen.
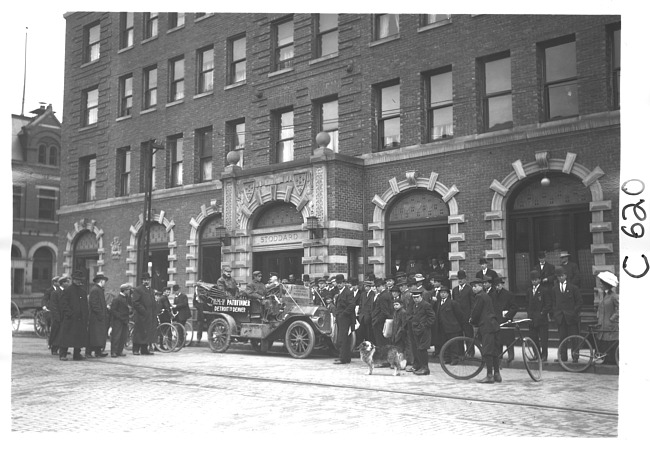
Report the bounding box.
[32,247,54,294]
[199,215,224,284]
[73,230,99,287]
[12,244,25,294]
[507,172,594,302]
[138,223,169,291]
[386,189,450,276]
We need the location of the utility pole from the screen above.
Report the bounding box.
[141,139,165,277]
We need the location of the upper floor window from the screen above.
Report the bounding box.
[542,37,578,120]
[118,74,133,117]
[610,25,621,110]
[143,12,159,40]
[315,14,338,57]
[169,56,185,102]
[374,14,399,40]
[228,35,247,84]
[226,119,245,167]
[169,13,185,29]
[13,186,22,219]
[120,12,134,49]
[118,147,131,196]
[273,18,294,71]
[84,22,100,63]
[82,87,99,126]
[274,109,294,163]
[196,127,213,182]
[80,156,97,202]
[38,189,57,220]
[197,46,214,94]
[143,65,157,109]
[317,98,339,152]
[482,54,512,132]
[168,134,184,187]
[427,70,453,141]
[378,82,400,149]
[421,14,450,26]
[38,144,59,166]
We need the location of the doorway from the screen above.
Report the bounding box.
[253,250,303,282]
[388,225,450,275]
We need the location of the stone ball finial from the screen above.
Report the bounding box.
[316,132,331,149]
[226,150,241,166]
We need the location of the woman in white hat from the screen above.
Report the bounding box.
[596,271,619,364]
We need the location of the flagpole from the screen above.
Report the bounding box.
[21,27,28,116]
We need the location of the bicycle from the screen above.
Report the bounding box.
[11,301,21,332]
[33,308,50,338]
[154,310,180,353]
[557,325,619,372]
[439,318,543,382]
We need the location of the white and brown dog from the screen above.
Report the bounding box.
[358,341,406,376]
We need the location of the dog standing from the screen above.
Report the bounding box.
[358,340,376,375]
[358,341,406,376]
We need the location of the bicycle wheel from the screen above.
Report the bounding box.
[34,309,49,338]
[125,322,134,349]
[522,337,542,381]
[183,321,193,347]
[154,323,179,353]
[11,302,21,332]
[172,322,185,352]
[557,335,593,372]
[439,336,484,380]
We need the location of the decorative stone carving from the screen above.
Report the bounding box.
[110,236,122,259]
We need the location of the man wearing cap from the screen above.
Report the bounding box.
[110,283,132,357]
[410,287,436,375]
[452,270,474,353]
[493,277,518,364]
[559,251,580,287]
[436,285,465,364]
[132,272,157,355]
[476,258,498,283]
[216,266,239,298]
[87,274,110,357]
[526,270,551,362]
[356,279,375,343]
[48,275,70,356]
[172,284,191,325]
[470,278,501,383]
[552,266,583,363]
[371,278,393,348]
[58,270,90,361]
[333,274,355,364]
[246,271,268,317]
[532,251,556,295]
[42,276,60,345]
[312,277,331,307]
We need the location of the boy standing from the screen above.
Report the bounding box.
[470,278,501,383]
[526,270,551,361]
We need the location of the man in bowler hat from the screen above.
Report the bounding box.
[131,272,157,355]
[476,258,498,282]
[470,278,501,383]
[87,274,110,357]
[58,270,90,361]
[452,270,474,354]
[110,283,132,357]
[333,274,355,364]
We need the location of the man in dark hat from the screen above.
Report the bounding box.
[493,277,518,364]
[42,276,60,346]
[371,278,392,348]
[409,287,436,375]
[246,270,268,317]
[356,279,375,343]
[171,284,191,325]
[436,285,465,364]
[532,251,555,295]
[216,266,239,298]
[552,266,583,363]
[476,258,498,282]
[312,276,330,307]
[333,274,355,364]
[48,275,70,355]
[395,271,408,286]
[526,270,551,362]
[110,283,132,357]
[132,272,157,355]
[469,278,501,383]
[452,270,474,352]
[87,274,109,357]
[58,270,90,361]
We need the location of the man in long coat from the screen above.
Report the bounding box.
[492,277,518,364]
[532,251,556,296]
[552,266,583,362]
[48,276,68,355]
[470,278,501,383]
[171,284,191,324]
[436,285,465,363]
[58,270,89,361]
[356,280,375,344]
[333,274,355,364]
[371,279,393,348]
[110,283,132,357]
[410,288,436,375]
[132,272,157,355]
[452,270,474,355]
[42,276,59,348]
[87,274,109,357]
[526,270,552,361]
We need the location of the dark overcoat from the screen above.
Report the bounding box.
[552,282,583,326]
[411,300,436,350]
[173,292,192,323]
[492,288,518,325]
[132,284,157,344]
[526,285,552,327]
[110,293,131,325]
[88,283,108,347]
[371,289,393,327]
[58,282,89,348]
[451,283,474,322]
[437,297,465,334]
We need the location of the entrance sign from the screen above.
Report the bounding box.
[253,232,302,246]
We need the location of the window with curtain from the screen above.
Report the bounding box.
[375,14,399,40]
[427,70,453,141]
[228,35,246,84]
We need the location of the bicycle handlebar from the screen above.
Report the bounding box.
[499,318,531,328]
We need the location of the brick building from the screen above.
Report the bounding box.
[59,13,620,306]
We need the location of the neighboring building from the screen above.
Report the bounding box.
[12,104,62,309]
[59,13,620,307]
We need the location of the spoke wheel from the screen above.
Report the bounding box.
[439,336,484,380]
[557,335,593,372]
[207,318,231,353]
[11,302,21,332]
[33,309,49,338]
[154,323,179,353]
[522,337,543,381]
[183,321,194,347]
[172,323,185,352]
[285,321,316,359]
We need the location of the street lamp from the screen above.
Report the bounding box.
[141,139,165,277]
[306,215,323,239]
[214,227,231,246]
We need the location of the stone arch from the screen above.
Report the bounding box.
[487,151,613,283]
[28,241,58,259]
[368,171,464,278]
[127,210,177,287]
[63,218,105,276]
[186,203,223,288]
[11,241,27,259]
[238,186,314,231]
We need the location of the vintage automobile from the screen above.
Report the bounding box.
[194,281,354,359]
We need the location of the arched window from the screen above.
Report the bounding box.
[11,245,22,258]
[199,215,224,283]
[49,146,59,166]
[138,223,169,291]
[32,247,54,293]
[253,201,303,228]
[73,230,99,287]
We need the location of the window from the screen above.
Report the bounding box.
[427,70,453,141]
[13,186,22,219]
[84,22,100,63]
[143,66,158,109]
[143,12,159,40]
[118,147,131,196]
[49,146,58,166]
[315,14,338,57]
[197,47,214,94]
[482,54,512,132]
[168,135,184,187]
[120,12,134,49]
[169,56,185,102]
[378,83,400,149]
[12,267,24,294]
[118,74,133,117]
[82,87,99,126]
[421,14,450,26]
[32,247,53,293]
[38,189,56,220]
[542,37,578,120]
[274,109,294,163]
[226,119,245,167]
[374,14,399,40]
[228,35,246,84]
[169,13,185,29]
[611,25,621,110]
[196,127,213,181]
[38,145,47,164]
[317,99,339,152]
[38,144,58,165]
[273,18,294,71]
[81,156,97,202]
